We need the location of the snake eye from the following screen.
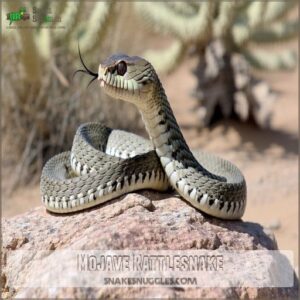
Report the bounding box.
[116,61,127,76]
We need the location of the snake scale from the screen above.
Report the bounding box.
[40,54,246,219]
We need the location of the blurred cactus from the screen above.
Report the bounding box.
[143,40,187,74]
[3,0,116,84]
[135,2,215,43]
[134,1,299,128]
[4,0,42,84]
[52,1,84,43]
[2,0,299,191]
[134,2,215,73]
[2,0,121,190]
[68,1,117,55]
[135,1,298,71]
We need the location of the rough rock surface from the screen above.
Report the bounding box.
[2,192,298,299]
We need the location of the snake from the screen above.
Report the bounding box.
[40,53,246,219]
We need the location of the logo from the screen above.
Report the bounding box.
[32,6,61,24]
[6,5,62,28]
[6,7,30,25]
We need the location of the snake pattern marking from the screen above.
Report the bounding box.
[40,54,246,219]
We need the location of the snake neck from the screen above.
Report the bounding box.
[140,80,219,180]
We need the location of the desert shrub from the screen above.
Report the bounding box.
[1,1,144,191]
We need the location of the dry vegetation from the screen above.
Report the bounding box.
[1,1,298,272]
[1,1,298,196]
[1,2,148,193]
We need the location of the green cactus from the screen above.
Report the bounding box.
[136,1,298,72]
[263,0,298,24]
[239,1,268,28]
[3,0,118,83]
[232,0,298,50]
[144,40,186,74]
[4,0,42,83]
[242,49,297,71]
[134,1,298,128]
[164,2,199,16]
[69,1,117,55]
[213,1,240,49]
[231,2,298,70]
[250,18,299,44]
[1,7,10,38]
[53,1,84,42]
[134,2,215,44]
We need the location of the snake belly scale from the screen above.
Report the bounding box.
[40,54,246,219]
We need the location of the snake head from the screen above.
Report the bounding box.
[98,54,157,108]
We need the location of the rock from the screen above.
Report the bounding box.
[2,192,298,299]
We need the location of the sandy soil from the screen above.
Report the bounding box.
[3,49,298,271]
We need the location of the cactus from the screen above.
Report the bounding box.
[3,0,117,82]
[52,1,84,42]
[134,2,215,45]
[2,0,121,189]
[1,7,10,38]
[69,1,117,55]
[242,48,297,71]
[136,1,298,71]
[164,2,200,16]
[263,1,298,24]
[134,1,299,128]
[251,18,299,43]
[4,0,42,84]
[144,40,186,74]
[213,1,240,39]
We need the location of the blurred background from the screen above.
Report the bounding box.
[1,1,299,267]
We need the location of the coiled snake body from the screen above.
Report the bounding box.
[41,54,246,219]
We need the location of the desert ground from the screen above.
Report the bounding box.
[3,47,298,272]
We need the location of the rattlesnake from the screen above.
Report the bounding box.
[40,53,246,219]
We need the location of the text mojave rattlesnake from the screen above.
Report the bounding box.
[40,54,246,219]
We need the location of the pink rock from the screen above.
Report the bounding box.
[2,192,298,299]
